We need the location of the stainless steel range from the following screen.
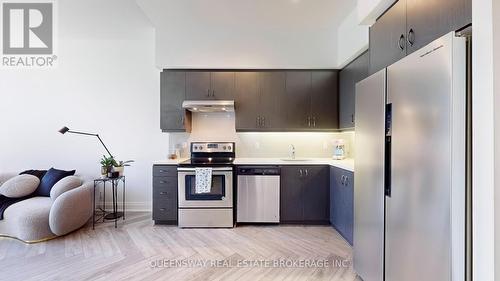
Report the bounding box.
[177,142,235,228]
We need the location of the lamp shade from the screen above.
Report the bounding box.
[58,126,70,134]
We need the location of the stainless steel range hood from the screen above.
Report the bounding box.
[182,100,235,113]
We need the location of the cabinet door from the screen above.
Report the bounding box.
[311,71,338,129]
[235,72,260,131]
[369,0,407,74]
[339,51,370,129]
[303,166,330,222]
[285,72,312,129]
[406,0,471,54]
[186,71,211,100]
[343,171,354,245]
[260,72,286,129]
[280,166,304,222]
[160,71,186,131]
[211,72,235,100]
[331,167,345,232]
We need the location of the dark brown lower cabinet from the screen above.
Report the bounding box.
[152,165,178,224]
[280,165,329,223]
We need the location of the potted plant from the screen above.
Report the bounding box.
[113,160,134,176]
[100,155,115,177]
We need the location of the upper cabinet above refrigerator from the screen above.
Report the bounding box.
[369,0,471,74]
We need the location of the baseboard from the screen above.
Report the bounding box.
[101,201,151,212]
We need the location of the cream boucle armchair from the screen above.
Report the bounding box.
[0,173,93,243]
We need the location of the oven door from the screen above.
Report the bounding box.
[178,167,233,208]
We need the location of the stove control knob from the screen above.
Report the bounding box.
[223,146,227,150]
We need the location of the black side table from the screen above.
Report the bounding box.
[93,176,125,229]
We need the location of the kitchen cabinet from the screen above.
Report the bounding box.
[186,71,235,100]
[160,71,188,132]
[311,71,338,129]
[152,165,178,224]
[339,51,370,129]
[285,72,311,130]
[160,69,338,132]
[369,0,407,74]
[285,71,339,130]
[259,72,286,129]
[330,166,354,245]
[235,72,260,130]
[406,0,471,54]
[369,0,471,73]
[280,165,329,223]
[235,71,286,131]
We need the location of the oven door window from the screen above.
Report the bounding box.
[185,175,226,200]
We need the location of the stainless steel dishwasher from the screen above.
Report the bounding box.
[237,166,280,223]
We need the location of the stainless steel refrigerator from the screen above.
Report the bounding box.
[354,31,468,281]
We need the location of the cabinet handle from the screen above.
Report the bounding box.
[159,181,166,184]
[299,169,303,177]
[256,116,260,127]
[262,117,265,127]
[159,191,168,195]
[407,29,415,47]
[212,90,215,97]
[398,34,405,51]
[313,117,316,127]
[207,89,210,97]
[351,114,354,123]
[159,208,166,211]
[305,169,308,177]
[307,116,311,127]
[341,175,346,185]
[344,176,348,186]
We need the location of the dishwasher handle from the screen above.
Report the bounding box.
[237,166,281,176]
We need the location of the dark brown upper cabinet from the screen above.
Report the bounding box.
[285,72,312,130]
[259,72,287,129]
[161,69,338,132]
[369,0,407,74]
[235,72,260,130]
[369,0,471,73]
[186,71,235,100]
[235,71,286,131]
[406,0,471,54]
[285,71,339,130]
[339,51,370,130]
[311,71,338,129]
[160,71,189,132]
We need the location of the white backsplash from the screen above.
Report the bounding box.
[168,112,355,159]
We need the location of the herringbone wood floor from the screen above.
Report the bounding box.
[0,212,359,281]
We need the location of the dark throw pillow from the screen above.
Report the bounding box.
[19,169,47,181]
[36,168,76,196]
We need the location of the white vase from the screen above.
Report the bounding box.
[113,166,124,176]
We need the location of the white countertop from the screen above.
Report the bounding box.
[234,158,354,172]
[154,158,354,172]
[153,158,188,165]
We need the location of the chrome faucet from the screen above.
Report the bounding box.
[290,144,296,160]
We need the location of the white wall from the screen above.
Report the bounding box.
[357,0,396,25]
[336,8,369,68]
[472,0,496,280]
[136,0,355,69]
[0,0,166,211]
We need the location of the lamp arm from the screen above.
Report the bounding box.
[96,134,114,159]
[67,130,113,158]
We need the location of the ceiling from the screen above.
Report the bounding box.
[137,0,355,30]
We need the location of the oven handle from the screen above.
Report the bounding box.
[177,167,233,172]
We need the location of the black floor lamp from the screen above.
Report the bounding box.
[58,126,113,158]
